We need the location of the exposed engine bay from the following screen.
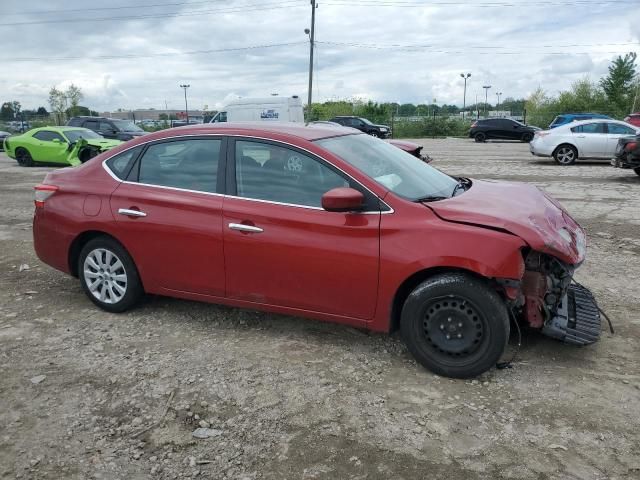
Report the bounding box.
[515,251,601,345]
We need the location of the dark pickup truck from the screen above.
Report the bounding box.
[611,135,640,176]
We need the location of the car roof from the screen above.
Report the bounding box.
[143,122,358,141]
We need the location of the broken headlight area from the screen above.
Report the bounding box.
[507,251,601,345]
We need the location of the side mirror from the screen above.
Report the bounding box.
[321,187,365,212]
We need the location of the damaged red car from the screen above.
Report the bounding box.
[32,123,601,378]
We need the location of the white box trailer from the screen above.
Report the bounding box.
[210,96,304,123]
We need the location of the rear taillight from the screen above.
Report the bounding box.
[470,121,477,128]
[536,131,550,137]
[625,141,638,151]
[34,184,58,208]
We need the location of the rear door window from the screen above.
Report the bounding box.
[133,138,223,193]
[84,120,99,131]
[571,123,605,134]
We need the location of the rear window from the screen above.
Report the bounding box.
[105,146,143,180]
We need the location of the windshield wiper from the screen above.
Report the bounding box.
[414,195,448,203]
[451,177,471,197]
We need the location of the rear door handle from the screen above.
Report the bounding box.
[118,208,147,218]
[576,135,586,138]
[228,223,263,233]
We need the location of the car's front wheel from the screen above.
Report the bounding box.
[400,272,510,378]
[79,236,143,313]
[474,132,486,143]
[15,148,34,167]
[553,144,578,165]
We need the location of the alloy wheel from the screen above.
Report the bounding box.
[83,248,128,304]
[556,147,576,164]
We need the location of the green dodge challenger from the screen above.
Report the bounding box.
[3,127,122,167]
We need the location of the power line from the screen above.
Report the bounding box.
[3,0,225,16]
[315,40,640,55]
[5,42,307,62]
[0,1,306,27]
[323,0,639,5]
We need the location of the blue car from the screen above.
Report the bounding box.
[549,113,611,129]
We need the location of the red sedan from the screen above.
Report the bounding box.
[33,123,601,378]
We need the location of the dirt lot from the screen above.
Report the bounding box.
[1,139,639,480]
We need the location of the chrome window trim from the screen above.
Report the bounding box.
[101,132,394,214]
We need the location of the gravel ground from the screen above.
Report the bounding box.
[1,139,639,480]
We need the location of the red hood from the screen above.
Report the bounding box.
[388,139,420,151]
[425,179,586,265]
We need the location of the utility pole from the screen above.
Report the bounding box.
[180,84,190,124]
[460,73,471,121]
[495,91,502,114]
[305,0,317,122]
[482,85,491,117]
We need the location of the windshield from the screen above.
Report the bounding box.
[316,134,458,201]
[112,120,143,132]
[360,118,374,125]
[64,129,102,142]
[551,116,565,125]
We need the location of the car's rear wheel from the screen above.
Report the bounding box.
[634,167,640,177]
[400,272,510,378]
[553,144,578,165]
[474,132,486,143]
[521,132,533,143]
[78,236,143,313]
[15,148,34,167]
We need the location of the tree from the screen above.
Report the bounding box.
[37,106,48,116]
[65,84,84,117]
[1,102,14,121]
[66,105,91,117]
[49,87,67,125]
[600,52,637,115]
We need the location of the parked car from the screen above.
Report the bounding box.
[4,127,121,166]
[67,117,147,141]
[0,131,11,150]
[210,96,304,123]
[611,134,640,176]
[548,113,611,129]
[32,123,601,378]
[308,121,430,161]
[529,119,640,165]
[329,116,391,138]
[386,139,432,162]
[623,113,640,128]
[469,118,539,143]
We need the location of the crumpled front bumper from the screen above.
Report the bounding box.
[541,284,601,345]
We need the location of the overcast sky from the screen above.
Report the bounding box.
[2,0,639,112]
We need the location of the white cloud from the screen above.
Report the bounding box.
[1,0,638,110]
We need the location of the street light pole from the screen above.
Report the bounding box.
[460,73,471,121]
[496,92,502,114]
[305,0,317,122]
[482,85,491,117]
[179,84,190,124]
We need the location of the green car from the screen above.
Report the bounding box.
[3,127,122,167]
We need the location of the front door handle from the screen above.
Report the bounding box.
[228,223,263,233]
[118,208,147,218]
[576,135,586,138]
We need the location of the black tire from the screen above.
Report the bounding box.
[474,132,486,143]
[400,272,510,378]
[15,148,34,167]
[370,131,380,138]
[553,144,578,165]
[634,167,640,177]
[78,236,143,313]
[521,132,533,143]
